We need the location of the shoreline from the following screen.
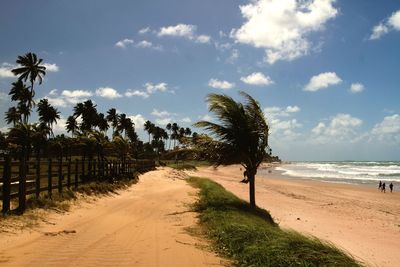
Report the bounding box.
[190,165,400,267]
[260,162,400,190]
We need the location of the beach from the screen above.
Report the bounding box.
[189,164,400,267]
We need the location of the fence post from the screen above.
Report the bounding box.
[81,158,85,181]
[93,159,96,179]
[75,159,79,189]
[35,156,41,198]
[67,159,71,188]
[58,157,63,193]
[2,155,11,214]
[18,154,27,213]
[48,158,52,198]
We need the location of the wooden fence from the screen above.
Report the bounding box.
[0,156,155,214]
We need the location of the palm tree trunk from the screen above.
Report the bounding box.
[248,172,256,208]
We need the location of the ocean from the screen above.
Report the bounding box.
[269,161,400,187]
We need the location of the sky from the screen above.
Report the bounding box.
[0,0,399,161]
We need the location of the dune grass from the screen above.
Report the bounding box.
[188,177,361,267]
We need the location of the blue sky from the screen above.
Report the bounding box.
[0,0,399,161]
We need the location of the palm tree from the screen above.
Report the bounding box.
[166,123,172,150]
[96,113,109,134]
[11,52,46,94]
[194,92,271,208]
[66,116,78,137]
[171,123,179,149]
[106,108,119,136]
[144,120,154,143]
[37,99,60,137]
[5,107,21,126]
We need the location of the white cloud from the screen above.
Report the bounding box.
[304,72,342,92]
[208,78,235,90]
[370,23,390,40]
[370,114,400,144]
[196,35,211,43]
[369,10,400,40]
[155,118,172,125]
[151,109,170,117]
[264,105,302,140]
[43,63,59,72]
[60,89,93,104]
[389,10,400,29]
[61,90,92,99]
[124,82,170,98]
[115,38,134,48]
[45,96,67,108]
[311,113,362,143]
[145,82,168,93]
[350,83,364,93]
[49,89,58,96]
[181,117,192,123]
[128,114,146,129]
[158,24,211,44]
[138,27,151,34]
[286,105,300,113]
[231,0,338,64]
[136,40,163,51]
[0,63,16,78]
[125,89,150,99]
[95,87,122,99]
[240,72,274,86]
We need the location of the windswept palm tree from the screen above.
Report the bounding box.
[194,92,271,208]
[96,113,109,134]
[11,52,46,94]
[5,107,21,126]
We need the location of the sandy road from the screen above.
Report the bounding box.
[0,168,223,267]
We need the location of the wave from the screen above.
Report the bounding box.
[274,161,400,183]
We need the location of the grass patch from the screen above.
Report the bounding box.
[188,177,361,267]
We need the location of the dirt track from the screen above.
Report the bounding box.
[0,168,223,267]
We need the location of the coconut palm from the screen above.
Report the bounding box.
[144,120,154,143]
[66,115,79,137]
[96,113,109,134]
[37,99,60,137]
[5,107,21,126]
[106,108,118,136]
[171,123,179,149]
[11,52,46,94]
[194,92,271,208]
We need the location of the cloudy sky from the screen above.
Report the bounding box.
[0,0,399,161]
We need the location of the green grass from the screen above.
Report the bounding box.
[188,177,361,267]
[164,160,210,170]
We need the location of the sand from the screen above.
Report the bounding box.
[188,164,400,267]
[0,168,225,267]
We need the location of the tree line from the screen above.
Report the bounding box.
[0,53,197,162]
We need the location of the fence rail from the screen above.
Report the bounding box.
[1,156,155,214]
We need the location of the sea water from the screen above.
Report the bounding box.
[267,161,400,187]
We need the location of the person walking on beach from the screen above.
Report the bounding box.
[381,182,386,193]
[240,170,249,183]
[378,181,382,190]
[389,182,393,193]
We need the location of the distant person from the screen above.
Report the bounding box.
[381,182,386,193]
[389,183,393,193]
[240,170,249,183]
[378,181,382,190]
